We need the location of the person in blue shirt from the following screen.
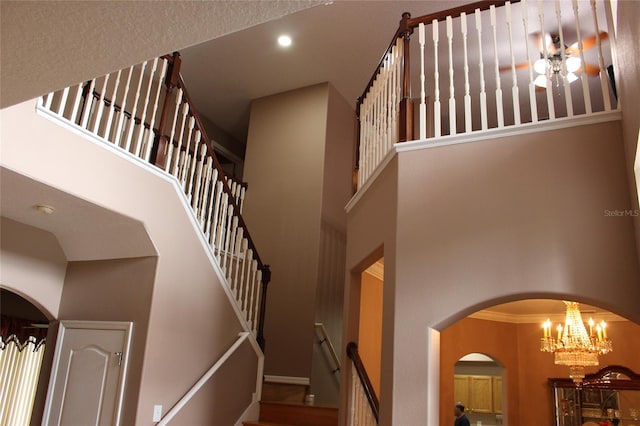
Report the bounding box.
[454,402,471,426]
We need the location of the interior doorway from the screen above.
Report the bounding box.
[454,353,505,426]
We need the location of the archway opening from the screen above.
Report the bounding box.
[454,353,505,425]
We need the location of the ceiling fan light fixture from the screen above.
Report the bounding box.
[534,58,548,75]
[566,56,581,73]
[534,74,548,88]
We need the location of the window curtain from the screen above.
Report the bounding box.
[0,316,47,426]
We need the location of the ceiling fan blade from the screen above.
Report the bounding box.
[499,62,533,72]
[529,32,557,55]
[567,32,608,56]
[579,63,601,76]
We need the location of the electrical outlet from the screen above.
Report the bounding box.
[153,405,162,422]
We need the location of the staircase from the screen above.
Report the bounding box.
[243,401,338,426]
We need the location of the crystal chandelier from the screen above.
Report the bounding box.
[540,301,613,384]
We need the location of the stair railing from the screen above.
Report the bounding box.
[37,52,270,349]
[346,342,378,425]
[356,0,617,189]
[314,323,341,377]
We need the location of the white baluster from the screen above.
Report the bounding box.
[244,249,255,318]
[134,57,158,157]
[44,90,55,110]
[226,215,239,281]
[124,61,147,152]
[185,130,202,198]
[199,158,213,226]
[461,12,472,133]
[506,2,522,125]
[237,239,249,312]
[475,9,488,130]
[433,19,441,137]
[590,0,611,111]
[391,42,400,142]
[80,79,96,129]
[57,87,70,117]
[447,15,456,135]
[252,268,263,331]
[238,185,246,213]
[165,89,185,173]
[555,0,573,117]
[233,227,245,295]
[223,208,236,274]
[521,0,539,122]
[91,74,110,134]
[171,102,189,178]
[103,69,122,139]
[144,58,169,162]
[537,0,555,119]
[179,116,195,183]
[215,193,229,260]
[572,0,592,114]
[191,143,207,209]
[69,82,85,124]
[209,181,224,248]
[114,66,134,147]
[419,23,427,139]
[490,5,504,127]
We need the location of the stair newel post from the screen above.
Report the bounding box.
[150,52,182,169]
[398,12,414,142]
[256,264,271,351]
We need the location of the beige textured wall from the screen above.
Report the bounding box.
[311,84,355,405]
[1,101,254,425]
[614,1,640,265]
[56,257,157,426]
[0,217,67,319]
[242,83,329,378]
[344,119,640,425]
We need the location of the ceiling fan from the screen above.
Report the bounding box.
[501,31,608,88]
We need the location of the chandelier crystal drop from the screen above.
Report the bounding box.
[540,301,613,384]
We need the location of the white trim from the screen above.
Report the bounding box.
[158,332,251,426]
[263,375,311,386]
[42,320,134,426]
[469,310,627,324]
[36,104,258,340]
[346,111,622,213]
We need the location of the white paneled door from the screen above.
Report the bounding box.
[43,321,133,426]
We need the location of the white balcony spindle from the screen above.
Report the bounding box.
[134,58,158,157]
[124,61,147,152]
[461,12,472,132]
[490,5,504,127]
[103,69,122,139]
[179,116,195,183]
[165,90,185,173]
[244,249,255,318]
[113,66,134,147]
[433,19,441,137]
[419,23,427,139]
[91,74,110,134]
[506,2,521,125]
[233,228,245,293]
[199,159,213,225]
[538,0,556,119]
[226,215,239,279]
[144,58,169,162]
[57,87,70,117]
[521,0,539,122]
[447,15,456,135]
[209,181,224,249]
[69,82,85,124]
[555,0,574,117]
[572,0,592,114]
[475,9,488,130]
[80,79,96,129]
[185,129,202,198]
[590,0,611,111]
[216,193,229,260]
[191,143,207,209]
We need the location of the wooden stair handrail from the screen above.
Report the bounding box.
[346,341,379,422]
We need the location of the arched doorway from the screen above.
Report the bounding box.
[439,298,640,426]
[0,287,50,425]
[454,353,505,425]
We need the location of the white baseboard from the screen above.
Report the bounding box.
[263,375,310,386]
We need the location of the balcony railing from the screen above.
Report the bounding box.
[356,0,617,189]
[38,53,270,349]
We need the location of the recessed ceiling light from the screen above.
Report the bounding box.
[278,35,292,48]
[34,204,55,215]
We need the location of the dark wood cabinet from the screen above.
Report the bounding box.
[550,366,640,426]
